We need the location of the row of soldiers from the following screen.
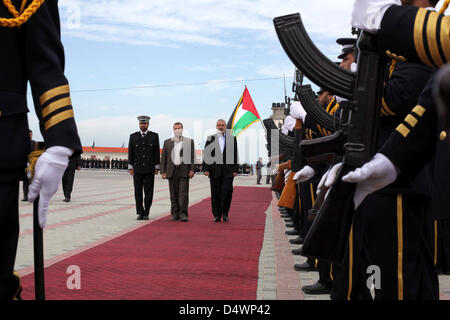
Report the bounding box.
[272,0,450,300]
[81,158,129,170]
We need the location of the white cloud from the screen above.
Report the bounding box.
[59,0,355,48]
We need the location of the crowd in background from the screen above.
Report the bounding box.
[81,158,255,174]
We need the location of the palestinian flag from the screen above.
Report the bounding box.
[227,86,261,137]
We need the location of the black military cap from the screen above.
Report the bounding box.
[137,115,151,123]
[317,88,326,95]
[337,37,357,59]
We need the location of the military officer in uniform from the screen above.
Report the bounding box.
[0,0,82,300]
[128,116,161,220]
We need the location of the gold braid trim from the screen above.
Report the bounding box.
[0,0,45,28]
[440,0,450,15]
[26,149,44,181]
[389,59,397,79]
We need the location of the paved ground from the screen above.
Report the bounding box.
[16,170,450,300]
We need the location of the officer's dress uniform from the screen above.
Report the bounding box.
[332,60,438,300]
[375,3,450,276]
[299,98,341,292]
[0,0,82,299]
[431,128,450,274]
[378,5,449,69]
[128,129,160,219]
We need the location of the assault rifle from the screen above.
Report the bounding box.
[274,13,386,263]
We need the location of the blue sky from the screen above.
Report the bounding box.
[28,0,355,162]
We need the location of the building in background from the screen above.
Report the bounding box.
[271,102,287,129]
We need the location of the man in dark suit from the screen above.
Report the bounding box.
[161,122,195,222]
[128,116,161,220]
[62,154,81,202]
[202,119,239,222]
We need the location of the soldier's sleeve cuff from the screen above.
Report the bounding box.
[128,164,134,170]
[155,165,161,170]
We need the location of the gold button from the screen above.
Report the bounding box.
[441,131,447,141]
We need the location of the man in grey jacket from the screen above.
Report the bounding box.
[161,122,195,222]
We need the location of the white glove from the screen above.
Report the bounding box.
[317,163,343,199]
[351,0,400,34]
[342,153,399,209]
[293,166,316,184]
[28,146,73,228]
[290,101,307,122]
[284,170,292,184]
[350,62,358,73]
[282,116,296,134]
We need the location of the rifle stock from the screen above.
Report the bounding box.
[278,173,297,209]
[272,160,291,192]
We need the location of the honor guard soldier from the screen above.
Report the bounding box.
[291,38,356,295]
[128,116,161,220]
[328,0,447,300]
[0,0,82,300]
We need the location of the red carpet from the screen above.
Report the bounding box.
[20,186,272,300]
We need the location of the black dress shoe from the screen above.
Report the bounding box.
[289,237,304,245]
[291,248,303,255]
[223,216,229,222]
[214,217,221,222]
[294,262,316,272]
[171,216,180,221]
[137,215,144,221]
[285,223,295,228]
[63,198,71,203]
[302,281,332,295]
[180,216,188,222]
[142,216,149,220]
[285,230,299,236]
[21,198,28,202]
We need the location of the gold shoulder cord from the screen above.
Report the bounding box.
[0,0,45,27]
[440,0,449,15]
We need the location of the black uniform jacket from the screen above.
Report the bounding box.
[128,131,161,174]
[377,61,434,197]
[0,0,82,181]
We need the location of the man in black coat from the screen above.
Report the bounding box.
[202,119,239,222]
[128,116,161,220]
[62,154,81,202]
